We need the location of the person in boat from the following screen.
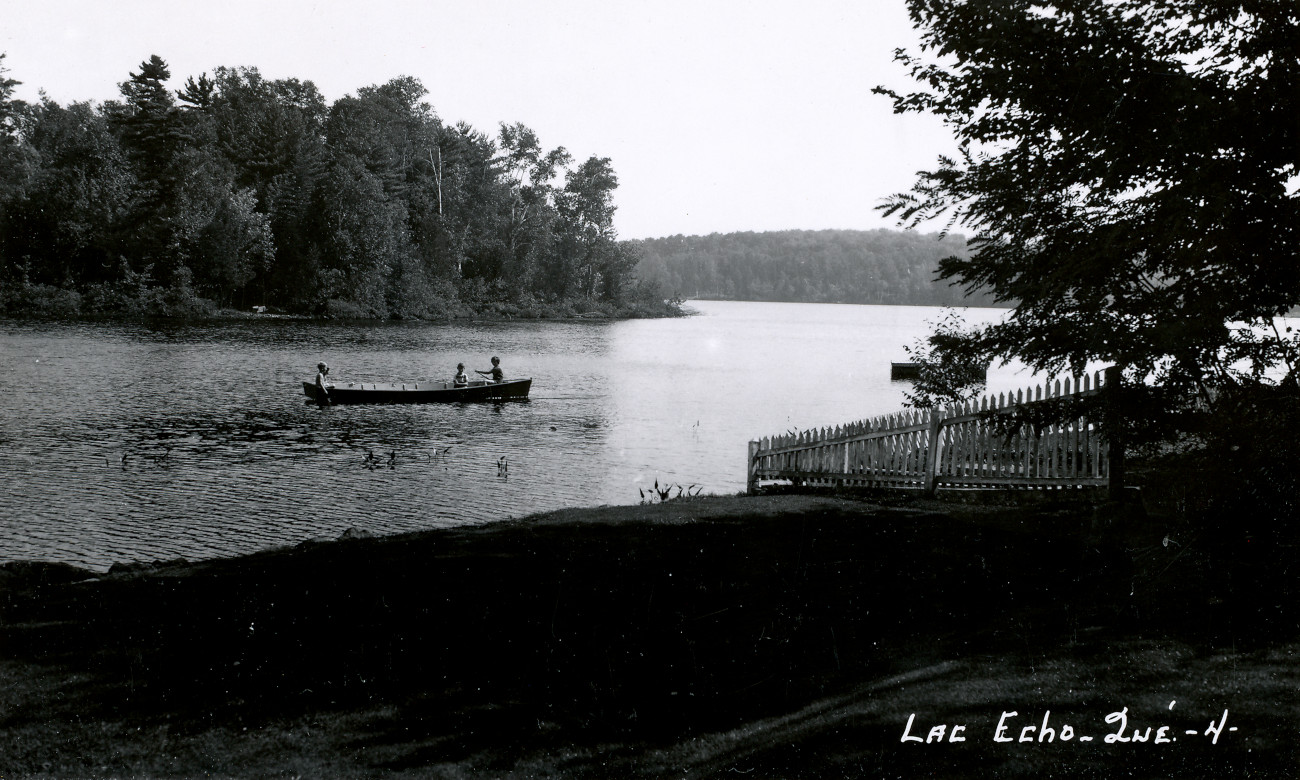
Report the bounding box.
[453,363,469,387]
[315,362,332,404]
[475,356,504,383]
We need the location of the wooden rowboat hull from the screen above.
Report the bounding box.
[303,378,532,404]
[890,362,923,380]
[890,362,987,381]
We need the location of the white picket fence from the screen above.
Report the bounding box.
[747,368,1117,495]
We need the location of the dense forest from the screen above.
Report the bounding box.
[0,54,672,319]
[634,230,1000,307]
[0,54,998,320]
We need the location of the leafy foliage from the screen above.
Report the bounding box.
[881,1,1300,530]
[901,309,988,408]
[876,1,1300,401]
[0,54,674,319]
[0,53,36,206]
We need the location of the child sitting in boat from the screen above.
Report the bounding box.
[453,363,469,387]
[314,362,332,404]
[475,356,504,383]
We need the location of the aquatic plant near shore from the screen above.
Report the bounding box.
[362,450,397,471]
[639,479,703,505]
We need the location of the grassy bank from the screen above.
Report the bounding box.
[1,494,1295,778]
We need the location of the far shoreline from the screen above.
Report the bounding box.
[1,295,1027,327]
[0,300,691,325]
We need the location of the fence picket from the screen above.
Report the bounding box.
[749,366,1113,492]
[980,410,989,479]
[964,401,976,478]
[951,409,962,479]
[1024,418,1034,478]
[1048,419,1058,479]
[1070,409,1081,479]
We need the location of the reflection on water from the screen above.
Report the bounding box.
[1,302,1016,570]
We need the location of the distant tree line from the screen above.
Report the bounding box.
[633,229,1000,307]
[0,54,673,319]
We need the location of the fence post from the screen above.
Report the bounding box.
[1104,366,1126,502]
[747,440,759,494]
[922,409,943,497]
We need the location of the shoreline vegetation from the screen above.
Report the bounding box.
[1,492,1295,778]
[0,292,689,323]
[0,55,993,324]
[0,54,679,323]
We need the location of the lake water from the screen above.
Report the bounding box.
[1,300,1028,570]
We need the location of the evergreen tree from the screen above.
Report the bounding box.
[107,55,193,285]
[113,55,184,198]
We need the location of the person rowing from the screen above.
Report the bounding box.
[475,356,504,383]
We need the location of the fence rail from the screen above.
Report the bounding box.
[747,367,1119,496]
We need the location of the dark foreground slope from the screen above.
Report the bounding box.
[0,494,1295,778]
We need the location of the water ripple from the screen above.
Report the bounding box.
[2,304,1018,570]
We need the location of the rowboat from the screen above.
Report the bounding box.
[303,378,532,404]
[890,362,923,380]
[890,362,987,381]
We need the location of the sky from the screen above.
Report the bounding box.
[2,0,957,240]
